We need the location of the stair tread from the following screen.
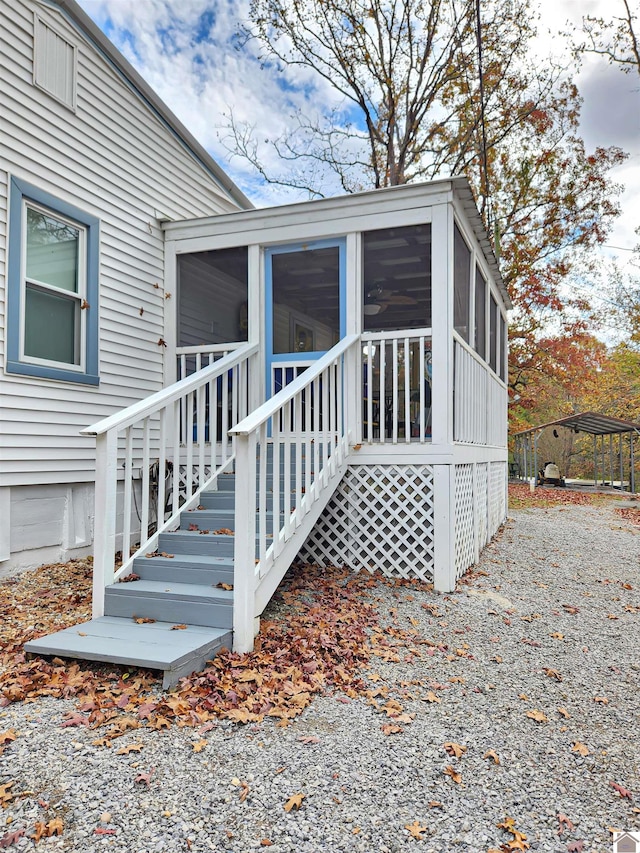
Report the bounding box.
[136,554,234,567]
[24,617,231,670]
[107,579,233,602]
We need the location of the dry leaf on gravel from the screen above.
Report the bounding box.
[283,793,305,812]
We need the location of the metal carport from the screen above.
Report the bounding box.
[512,411,640,493]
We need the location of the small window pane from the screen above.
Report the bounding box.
[489,294,498,373]
[474,266,486,359]
[26,207,79,292]
[500,313,507,382]
[363,224,431,332]
[25,285,78,364]
[454,224,471,342]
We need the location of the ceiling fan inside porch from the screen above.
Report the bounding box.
[364,284,418,315]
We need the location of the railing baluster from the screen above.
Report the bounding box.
[186,392,194,501]
[295,390,303,518]
[272,417,281,555]
[140,418,150,545]
[336,357,344,464]
[197,384,205,488]
[221,368,229,463]
[404,337,410,443]
[284,401,292,540]
[258,422,268,568]
[122,426,133,562]
[419,337,425,443]
[379,338,386,443]
[392,338,398,444]
[92,429,118,616]
[366,342,373,444]
[157,408,167,528]
[172,400,180,517]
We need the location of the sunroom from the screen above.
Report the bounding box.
[26,177,510,684]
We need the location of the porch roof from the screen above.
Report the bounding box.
[513,411,640,437]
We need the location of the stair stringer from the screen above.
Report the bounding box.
[252,459,349,620]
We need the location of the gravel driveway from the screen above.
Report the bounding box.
[1,500,639,852]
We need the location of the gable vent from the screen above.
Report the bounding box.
[33,14,77,111]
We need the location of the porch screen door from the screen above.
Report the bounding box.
[265,239,346,398]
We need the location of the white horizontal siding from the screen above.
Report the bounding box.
[0,0,244,488]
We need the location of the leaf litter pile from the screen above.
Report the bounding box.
[0,558,425,734]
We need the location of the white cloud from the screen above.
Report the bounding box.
[78,0,639,243]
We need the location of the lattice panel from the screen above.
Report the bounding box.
[475,463,489,552]
[489,461,506,535]
[300,465,435,581]
[454,464,475,579]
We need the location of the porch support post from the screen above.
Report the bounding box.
[233,432,257,653]
[92,430,118,618]
[345,233,361,445]
[433,464,455,592]
[247,244,263,412]
[430,204,452,447]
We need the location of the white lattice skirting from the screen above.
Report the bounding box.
[454,460,507,579]
[299,464,435,582]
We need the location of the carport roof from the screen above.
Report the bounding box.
[513,411,640,437]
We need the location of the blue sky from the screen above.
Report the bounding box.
[77,0,639,263]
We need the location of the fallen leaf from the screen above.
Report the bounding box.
[297,736,320,744]
[0,731,17,746]
[422,691,441,703]
[443,742,467,758]
[133,617,156,624]
[443,765,461,784]
[192,739,207,752]
[116,743,143,755]
[31,822,47,843]
[526,709,548,723]
[216,582,234,590]
[483,749,500,764]
[94,828,117,836]
[284,793,305,812]
[566,842,584,852]
[0,828,25,847]
[405,820,428,840]
[0,782,15,808]
[557,813,574,835]
[428,801,443,808]
[135,768,155,786]
[47,817,64,836]
[610,781,633,799]
[572,742,589,757]
[170,624,187,630]
[543,667,562,681]
[593,696,608,704]
[381,723,403,735]
[260,841,273,847]
[557,707,570,718]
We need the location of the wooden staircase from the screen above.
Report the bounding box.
[24,471,279,689]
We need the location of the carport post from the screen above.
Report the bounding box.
[593,435,597,487]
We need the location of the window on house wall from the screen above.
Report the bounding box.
[500,313,507,382]
[474,266,486,359]
[453,223,471,342]
[489,293,498,373]
[177,247,249,347]
[6,177,99,384]
[362,223,431,332]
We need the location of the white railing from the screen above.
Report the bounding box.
[361,329,432,444]
[82,342,259,617]
[453,335,507,445]
[230,334,360,652]
[177,342,245,380]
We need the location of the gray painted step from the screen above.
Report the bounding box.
[24,616,232,689]
[105,580,233,628]
[158,530,239,557]
[133,553,234,585]
[179,509,286,530]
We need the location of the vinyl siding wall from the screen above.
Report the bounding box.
[0,0,241,488]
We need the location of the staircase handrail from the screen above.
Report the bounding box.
[82,342,259,437]
[229,334,359,437]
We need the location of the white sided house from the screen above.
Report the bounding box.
[4,2,511,685]
[0,0,252,571]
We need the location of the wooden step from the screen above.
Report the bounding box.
[133,553,234,585]
[24,616,232,689]
[179,508,286,530]
[104,579,233,628]
[158,530,238,557]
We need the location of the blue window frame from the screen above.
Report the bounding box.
[7,177,99,385]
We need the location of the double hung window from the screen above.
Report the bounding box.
[7,178,99,384]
